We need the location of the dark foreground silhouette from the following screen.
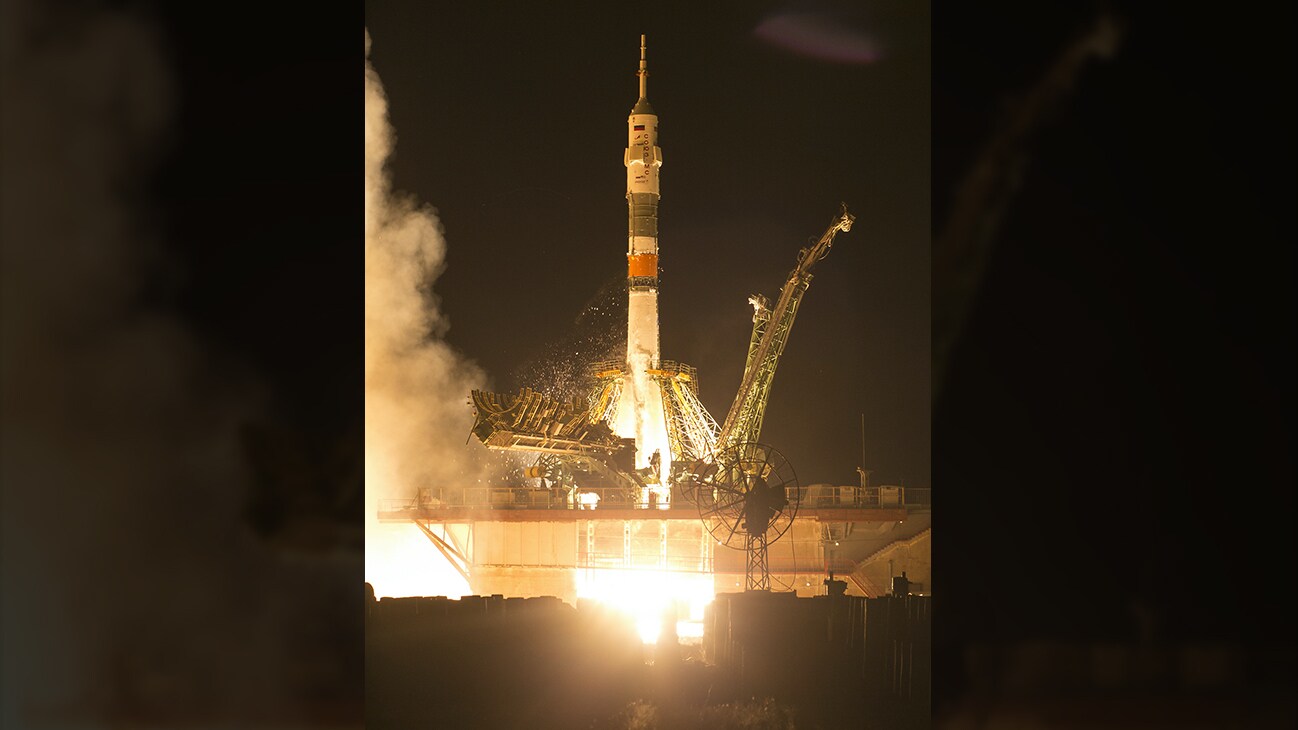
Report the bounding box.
[366,586,930,730]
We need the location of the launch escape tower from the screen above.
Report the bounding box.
[402,37,931,600]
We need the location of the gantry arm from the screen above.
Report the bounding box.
[716,204,855,451]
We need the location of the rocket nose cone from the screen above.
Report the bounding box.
[631,97,655,115]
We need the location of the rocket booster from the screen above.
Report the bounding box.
[625,34,662,366]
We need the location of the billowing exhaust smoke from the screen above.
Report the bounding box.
[364,29,499,598]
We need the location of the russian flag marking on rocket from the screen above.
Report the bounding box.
[634,124,645,130]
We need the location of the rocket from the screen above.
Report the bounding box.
[625,34,662,366]
[616,35,672,479]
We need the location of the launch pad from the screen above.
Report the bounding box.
[378,484,929,603]
[381,35,928,607]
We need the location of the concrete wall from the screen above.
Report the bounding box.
[461,513,931,602]
[472,521,578,567]
[471,566,577,604]
[851,528,931,597]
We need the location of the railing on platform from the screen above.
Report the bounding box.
[379,487,676,513]
[799,485,931,509]
[378,485,930,514]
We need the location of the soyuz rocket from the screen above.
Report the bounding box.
[616,36,672,480]
[625,35,662,365]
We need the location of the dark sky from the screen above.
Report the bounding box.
[364,1,931,487]
[929,0,1297,700]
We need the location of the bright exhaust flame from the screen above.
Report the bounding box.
[365,435,474,598]
[612,351,673,485]
[365,520,470,599]
[576,569,713,644]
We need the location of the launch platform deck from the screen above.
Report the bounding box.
[378,486,929,524]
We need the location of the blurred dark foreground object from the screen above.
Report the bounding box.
[937,640,1295,729]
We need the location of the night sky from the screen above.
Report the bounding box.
[930,0,1296,706]
[365,1,931,488]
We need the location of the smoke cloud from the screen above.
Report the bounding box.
[365,29,503,597]
[2,2,361,725]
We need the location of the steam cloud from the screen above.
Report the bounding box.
[365,30,501,597]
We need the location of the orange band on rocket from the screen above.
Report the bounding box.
[627,254,658,278]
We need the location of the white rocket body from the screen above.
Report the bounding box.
[614,37,672,482]
[625,109,661,367]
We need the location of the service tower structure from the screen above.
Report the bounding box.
[613,35,673,484]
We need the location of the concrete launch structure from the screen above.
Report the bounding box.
[614,36,673,483]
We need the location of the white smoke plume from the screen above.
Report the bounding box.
[365,29,500,597]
